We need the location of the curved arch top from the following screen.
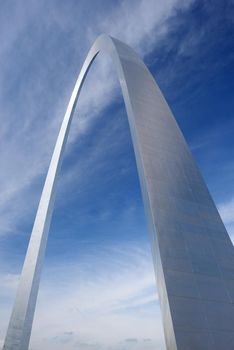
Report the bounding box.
[3,34,234,350]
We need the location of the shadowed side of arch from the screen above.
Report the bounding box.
[3,34,234,350]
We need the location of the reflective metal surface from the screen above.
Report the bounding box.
[3,34,234,350]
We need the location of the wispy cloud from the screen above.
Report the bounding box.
[219,197,234,225]
[0,0,194,235]
[0,273,19,297]
[218,197,234,242]
[2,1,222,350]
[0,242,164,350]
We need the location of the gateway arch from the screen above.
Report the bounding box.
[3,34,234,350]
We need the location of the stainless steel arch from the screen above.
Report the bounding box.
[3,34,234,350]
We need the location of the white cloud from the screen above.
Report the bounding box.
[1,243,165,350]
[218,197,234,225]
[0,0,194,235]
[0,273,19,296]
[0,1,195,349]
[94,0,193,52]
[218,197,234,243]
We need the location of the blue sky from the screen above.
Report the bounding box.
[0,0,234,349]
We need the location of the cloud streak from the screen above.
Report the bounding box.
[218,197,234,242]
[0,242,164,350]
[218,197,234,225]
[0,0,194,235]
